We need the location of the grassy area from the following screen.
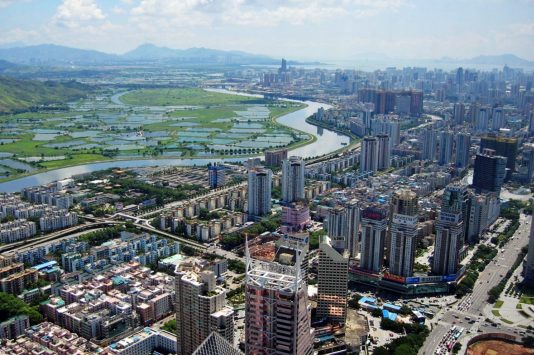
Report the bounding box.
[500,318,514,324]
[520,296,534,305]
[516,303,523,309]
[492,310,501,317]
[120,88,262,106]
[495,300,504,309]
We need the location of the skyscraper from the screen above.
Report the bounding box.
[432,211,463,276]
[359,206,388,273]
[525,218,534,284]
[441,183,471,240]
[421,129,437,161]
[345,200,360,258]
[521,143,534,183]
[281,156,305,204]
[376,134,391,170]
[480,134,518,173]
[360,136,379,173]
[245,241,313,355]
[472,149,507,195]
[175,259,235,355]
[388,190,418,277]
[317,236,349,325]
[327,206,348,252]
[247,167,272,220]
[438,131,454,165]
[208,164,226,189]
[264,148,288,168]
[453,103,465,124]
[455,133,471,168]
[491,107,504,131]
[476,107,489,132]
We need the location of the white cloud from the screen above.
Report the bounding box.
[53,0,106,28]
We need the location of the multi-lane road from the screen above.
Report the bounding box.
[419,213,531,355]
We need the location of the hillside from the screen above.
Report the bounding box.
[0,76,90,113]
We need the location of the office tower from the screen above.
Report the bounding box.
[441,183,471,239]
[265,148,288,168]
[345,200,360,258]
[453,103,465,124]
[492,107,504,131]
[410,91,424,116]
[456,67,464,88]
[327,206,348,252]
[175,259,235,355]
[193,332,243,355]
[525,218,534,284]
[480,134,518,173]
[521,143,534,183]
[281,156,305,204]
[208,164,226,189]
[360,136,379,173]
[317,236,349,325]
[421,129,437,161]
[376,134,391,170]
[455,133,471,168]
[389,190,418,277]
[438,131,454,165]
[432,211,464,276]
[472,149,507,195]
[245,243,313,355]
[528,111,534,134]
[275,232,310,279]
[476,107,489,132]
[359,206,388,273]
[247,167,272,220]
[467,193,500,244]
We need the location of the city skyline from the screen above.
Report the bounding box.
[0,0,533,65]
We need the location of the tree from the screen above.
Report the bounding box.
[371,308,383,318]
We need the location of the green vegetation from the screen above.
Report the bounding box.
[0,292,43,325]
[0,76,89,113]
[520,296,534,305]
[310,229,327,250]
[78,224,137,246]
[161,319,177,333]
[227,285,245,305]
[228,259,246,274]
[495,300,504,309]
[120,88,261,106]
[456,244,497,297]
[492,310,501,317]
[348,295,361,309]
[488,246,528,303]
[373,322,429,355]
[198,208,221,221]
[221,214,281,250]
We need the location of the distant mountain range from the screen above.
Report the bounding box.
[436,54,534,67]
[0,43,283,66]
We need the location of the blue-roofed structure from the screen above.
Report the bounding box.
[383,303,402,312]
[382,309,398,321]
[32,260,57,271]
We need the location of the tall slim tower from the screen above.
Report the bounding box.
[442,183,471,240]
[359,206,388,273]
[438,131,454,166]
[317,236,349,325]
[281,156,305,204]
[208,163,226,189]
[421,129,437,161]
[175,259,235,355]
[455,133,471,168]
[245,241,313,355]
[327,206,348,252]
[472,149,507,195]
[492,107,504,131]
[388,190,418,277]
[360,136,379,173]
[345,200,360,258]
[247,167,272,220]
[376,134,391,170]
[453,103,465,124]
[525,217,534,284]
[432,211,464,276]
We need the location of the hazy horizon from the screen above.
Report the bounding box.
[0,0,533,63]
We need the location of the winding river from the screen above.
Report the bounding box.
[0,92,349,193]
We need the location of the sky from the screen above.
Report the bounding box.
[0,0,533,62]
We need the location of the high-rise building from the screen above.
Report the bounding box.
[467,193,500,244]
[480,134,518,173]
[208,164,226,189]
[476,107,489,132]
[525,218,534,284]
[421,129,437,161]
[193,332,243,355]
[432,211,464,276]
[528,111,534,134]
[175,259,235,355]
[247,167,272,220]
[388,190,418,277]
[370,115,400,150]
[265,148,288,168]
[281,156,305,204]
[245,242,313,355]
[520,143,534,183]
[455,133,471,168]
[317,236,349,325]
[441,183,471,240]
[345,200,360,258]
[453,103,465,124]
[438,131,454,165]
[281,202,310,234]
[376,134,391,170]
[327,206,347,252]
[472,149,507,195]
[359,206,388,273]
[360,136,379,173]
[492,107,504,131]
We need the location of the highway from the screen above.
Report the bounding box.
[419,213,531,355]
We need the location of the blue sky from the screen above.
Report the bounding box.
[0,0,533,61]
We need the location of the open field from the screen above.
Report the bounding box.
[468,340,534,355]
[0,88,309,181]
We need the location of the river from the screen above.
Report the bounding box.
[0,91,349,192]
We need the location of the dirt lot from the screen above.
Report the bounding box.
[468,340,534,355]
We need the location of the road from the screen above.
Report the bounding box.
[419,214,531,355]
